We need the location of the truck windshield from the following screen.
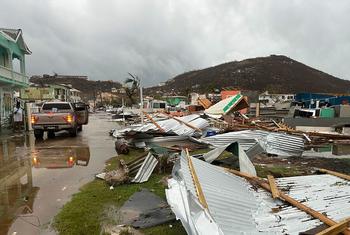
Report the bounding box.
[42,103,71,112]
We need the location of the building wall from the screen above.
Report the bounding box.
[221,90,240,100]
[0,32,29,127]
[0,87,14,125]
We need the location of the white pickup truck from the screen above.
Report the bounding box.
[31,102,89,139]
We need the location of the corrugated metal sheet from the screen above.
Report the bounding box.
[131,153,158,183]
[205,94,248,115]
[276,174,350,223]
[202,130,304,156]
[113,114,209,137]
[167,152,350,235]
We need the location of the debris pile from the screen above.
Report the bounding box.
[112,114,209,138]
[102,92,350,234]
[201,129,305,157]
[166,150,350,235]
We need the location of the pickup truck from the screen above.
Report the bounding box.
[31,101,89,139]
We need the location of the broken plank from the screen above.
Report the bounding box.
[267,175,280,199]
[142,111,165,132]
[316,218,350,235]
[318,168,350,181]
[186,149,208,209]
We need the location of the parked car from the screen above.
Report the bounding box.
[31,101,89,139]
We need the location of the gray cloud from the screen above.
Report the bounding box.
[1,0,349,86]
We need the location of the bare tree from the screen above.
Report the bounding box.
[124,73,140,105]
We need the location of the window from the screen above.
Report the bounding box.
[42,103,71,111]
[152,103,160,108]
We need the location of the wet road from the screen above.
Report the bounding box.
[0,113,118,235]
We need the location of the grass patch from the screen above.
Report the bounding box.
[256,165,303,178]
[53,149,185,235]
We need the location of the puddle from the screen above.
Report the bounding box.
[0,114,118,235]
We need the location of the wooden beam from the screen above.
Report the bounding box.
[318,168,350,181]
[186,148,208,209]
[267,175,280,199]
[316,218,350,235]
[224,168,350,235]
[142,111,165,132]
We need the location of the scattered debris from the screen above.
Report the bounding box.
[96,152,159,185]
[131,153,158,183]
[115,139,129,155]
[202,129,305,156]
[112,114,209,138]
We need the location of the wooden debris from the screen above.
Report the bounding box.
[186,149,208,209]
[267,175,280,199]
[198,98,212,109]
[317,168,350,181]
[142,111,165,132]
[316,218,350,235]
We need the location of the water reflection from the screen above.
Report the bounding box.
[0,134,90,234]
[0,135,38,235]
[31,146,90,169]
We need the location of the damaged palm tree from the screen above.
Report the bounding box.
[124,73,140,105]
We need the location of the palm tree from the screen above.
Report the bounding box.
[124,73,140,105]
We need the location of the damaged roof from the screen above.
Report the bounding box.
[166,152,350,235]
[113,114,209,137]
[201,129,304,156]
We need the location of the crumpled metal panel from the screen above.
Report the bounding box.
[131,153,158,183]
[113,114,209,137]
[167,152,350,235]
[276,174,350,223]
[202,130,304,156]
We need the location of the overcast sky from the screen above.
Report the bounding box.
[1,0,350,86]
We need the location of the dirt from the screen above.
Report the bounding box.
[254,154,350,175]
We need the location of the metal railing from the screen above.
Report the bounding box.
[0,65,29,84]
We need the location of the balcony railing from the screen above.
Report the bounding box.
[0,65,29,85]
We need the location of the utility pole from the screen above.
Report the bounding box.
[140,78,144,125]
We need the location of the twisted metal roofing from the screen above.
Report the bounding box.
[167,152,350,235]
[202,130,304,156]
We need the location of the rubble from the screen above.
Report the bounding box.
[104,96,350,234]
[112,114,209,138]
[97,152,160,185]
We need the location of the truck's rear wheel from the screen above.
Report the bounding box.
[69,126,78,137]
[34,130,44,139]
[77,125,82,132]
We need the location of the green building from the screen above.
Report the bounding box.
[0,28,31,125]
[164,96,187,106]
